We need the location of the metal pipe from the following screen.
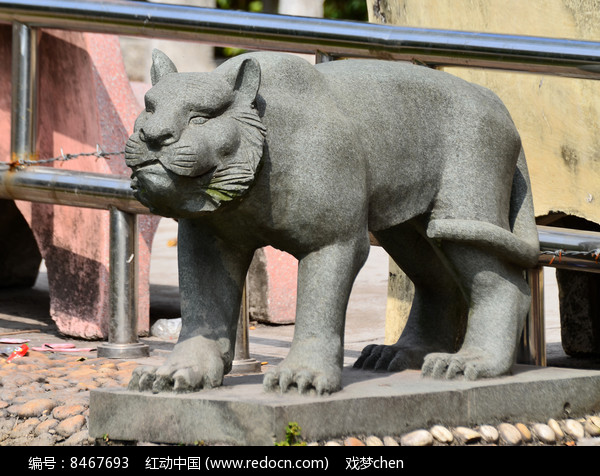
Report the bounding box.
[518,267,546,366]
[0,163,151,357]
[232,283,261,374]
[0,164,150,214]
[520,226,600,366]
[538,255,600,273]
[538,225,600,273]
[97,207,149,358]
[539,225,600,251]
[4,167,600,274]
[2,0,600,79]
[10,22,37,164]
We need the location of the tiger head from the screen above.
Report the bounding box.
[125,50,266,218]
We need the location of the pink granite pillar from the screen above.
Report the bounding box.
[0,26,159,338]
[247,246,298,325]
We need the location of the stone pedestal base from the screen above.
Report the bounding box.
[90,365,600,445]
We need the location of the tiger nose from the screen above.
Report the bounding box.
[139,125,178,148]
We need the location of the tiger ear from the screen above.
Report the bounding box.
[230,57,261,105]
[150,49,178,86]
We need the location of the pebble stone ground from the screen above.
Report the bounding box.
[0,351,136,446]
[2,219,600,446]
[1,348,600,447]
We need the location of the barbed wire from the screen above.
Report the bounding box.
[5,148,600,268]
[541,249,600,264]
[8,145,125,166]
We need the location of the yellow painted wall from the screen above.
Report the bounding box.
[366,0,600,342]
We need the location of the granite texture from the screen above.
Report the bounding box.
[124,50,539,395]
[90,366,600,445]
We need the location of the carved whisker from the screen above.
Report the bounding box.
[173,158,197,163]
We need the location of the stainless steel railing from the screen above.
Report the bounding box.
[3,0,600,79]
[2,0,600,364]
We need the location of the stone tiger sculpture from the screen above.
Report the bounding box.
[125,50,539,395]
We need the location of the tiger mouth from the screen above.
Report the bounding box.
[129,162,218,203]
[128,162,224,217]
[128,149,218,181]
[131,160,216,182]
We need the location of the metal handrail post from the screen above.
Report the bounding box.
[232,282,261,374]
[518,267,546,366]
[11,21,37,163]
[97,207,150,358]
